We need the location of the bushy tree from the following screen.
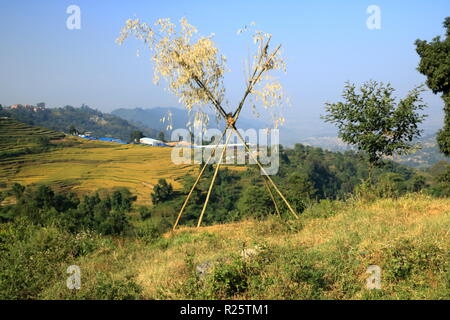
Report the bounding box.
[130,130,144,143]
[415,17,450,156]
[151,179,174,204]
[111,188,135,211]
[157,131,165,142]
[374,173,407,198]
[408,175,427,193]
[3,185,134,235]
[237,185,274,219]
[323,81,427,179]
[10,183,25,200]
[429,165,450,197]
[68,125,78,135]
[36,136,50,147]
[303,157,340,199]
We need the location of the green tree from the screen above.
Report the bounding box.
[130,130,144,143]
[36,136,51,147]
[408,175,427,193]
[415,17,450,156]
[10,183,25,200]
[323,80,427,181]
[429,165,450,197]
[303,157,340,199]
[237,185,274,219]
[157,131,166,142]
[68,125,78,135]
[151,179,173,204]
[285,172,316,212]
[374,172,407,198]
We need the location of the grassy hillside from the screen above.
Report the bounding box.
[0,104,158,142]
[0,141,195,206]
[1,118,448,300]
[0,118,196,205]
[24,194,448,300]
[0,117,64,156]
[136,195,449,299]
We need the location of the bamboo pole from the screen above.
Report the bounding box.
[263,176,280,216]
[233,43,281,121]
[231,126,299,219]
[196,128,234,228]
[172,127,228,230]
[172,39,298,226]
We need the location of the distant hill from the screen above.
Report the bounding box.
[0,104,158,142]
[297,133,448,168]
[111,107,270,136]
[298,136,354,152]
[388,134,448,169]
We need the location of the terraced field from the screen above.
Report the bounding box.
[0,118,196,205]
[0,117,64,154]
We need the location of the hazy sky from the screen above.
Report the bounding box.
[1,0,448,135]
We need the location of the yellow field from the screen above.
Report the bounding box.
[0,117,249,205]
[0,136,197,205]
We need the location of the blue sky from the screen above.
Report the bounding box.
[0,0,449,136]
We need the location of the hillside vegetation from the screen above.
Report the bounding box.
[1,194,447,299]
[0,143,195,206]
[136,195,450,299]
[111,107,269,135]
[0,119,448,300]
[0,118,195,205]
[388,134,448,168]
[0,117,64,157]
[0,104,157,142]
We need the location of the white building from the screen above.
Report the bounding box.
[139,137,165,146]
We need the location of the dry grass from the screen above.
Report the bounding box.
[30,194,449,300]
[131,195,450,299]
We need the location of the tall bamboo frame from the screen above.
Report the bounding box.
[172,36,298,230]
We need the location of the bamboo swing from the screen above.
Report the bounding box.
[173,37,298,230]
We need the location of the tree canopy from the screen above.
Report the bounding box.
[415,17,450,156]
[322,80,427,168]
[131,130,144,143]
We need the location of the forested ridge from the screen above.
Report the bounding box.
[0,104,157,141]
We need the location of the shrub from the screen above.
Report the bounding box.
[282,249,331,299]
[36,136,51,147]
[0,221,101,299]
[209,258,249,298]
[301,199,343,219]
[374,173,407,198]
[134,218,170,243]
[237,186,274,219]
[151,179,174,204]
[89,274,143,300]
[429,166,450,197]
[384,239,446,282]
